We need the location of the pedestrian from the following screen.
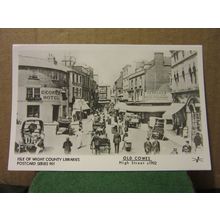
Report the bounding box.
[144,137,152,155]
[113,131,121,154]
[151,138,160,154]
[90,132,100,154]
[182,140,192,154]
[63,137,73,154]
[194,132,203,150]
[146,126,152,139]
[76,128,83,149]
[118,120,123,137]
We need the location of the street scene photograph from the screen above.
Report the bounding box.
[11,45,209,159]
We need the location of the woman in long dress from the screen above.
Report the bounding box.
[75,128,83,149]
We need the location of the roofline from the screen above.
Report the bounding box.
[19,55,71,73]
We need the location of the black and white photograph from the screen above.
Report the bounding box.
[8,44,211,170]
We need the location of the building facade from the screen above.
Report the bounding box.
[128,65,145,102]
[72,66,93,104]
[121,64,132,101]
[18,56,69,123]
[167,50,200,143]
[125,53,171,123]
[98,85,111,103]
[114,72,123,101]
[127,53,171,103]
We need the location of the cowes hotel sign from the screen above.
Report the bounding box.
[41,88,61,102]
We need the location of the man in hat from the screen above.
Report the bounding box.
[113,130,121,154]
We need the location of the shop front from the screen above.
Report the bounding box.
[163,95,201,145]
[126,105,169,123]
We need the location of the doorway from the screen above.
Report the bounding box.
[52,105,60,121]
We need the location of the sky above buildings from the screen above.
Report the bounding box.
[18,45,171,86]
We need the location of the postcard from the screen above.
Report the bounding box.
[8,44,211,170]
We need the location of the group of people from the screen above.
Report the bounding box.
[63,109,204,156]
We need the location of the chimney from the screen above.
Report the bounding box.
[154,52,164,65]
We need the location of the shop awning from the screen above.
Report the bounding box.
[126,105,169,113]
[114,102,127,111]
[162,103,186,119]
[98,100,111,104]
[72,99,90,111]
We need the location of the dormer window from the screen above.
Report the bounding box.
[28,74,39,80]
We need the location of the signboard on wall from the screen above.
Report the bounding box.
[40,88,61,102]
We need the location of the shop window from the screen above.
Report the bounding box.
[27,105,40,118]
[63,74,67,82]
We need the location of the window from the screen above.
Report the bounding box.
[182,68,185,81]
[26,88,41,100]
[76,88,78,98]
[28,74,39,80]
[176,72,179,83]
[51,71,59,80]
[182,51,185,58]
[59,73,63,81]
[27,88,33,99]
[63,105,67,118]
[176,52,179,61]
[76,75,78,83]
[73,73,75,83]
[193,63,197,84]
[140,76,142,88]
[189,65,193,83]
[174,72,179,84]
[27,105,40,118]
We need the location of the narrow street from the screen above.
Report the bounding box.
[15,113,182,156]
